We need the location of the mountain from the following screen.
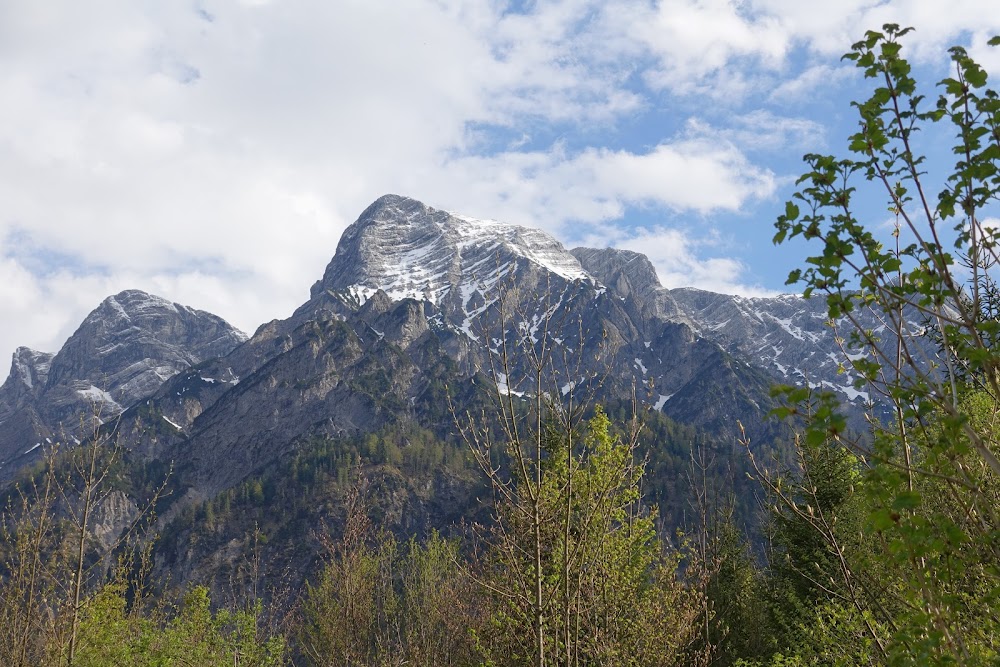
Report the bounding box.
[2,193,893,593]
[1,194,912,503]
[1,194,863,493]
[101,195,786,587]
[0,290,247,477]
[571,246,939,419]
[105,196,777,505]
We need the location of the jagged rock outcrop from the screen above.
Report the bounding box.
[99,196,781,502]
[571,246,938,414]
[0,290,247,478]
[569,247,688,325]
[1,347,53,408]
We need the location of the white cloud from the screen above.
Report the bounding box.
[683,113,826,153]
[407,137,776,237]
[768,64,855,103]
[0,0,998,367]
[577,225,777,297]
[596,0,790,94]
[596,0,1000,100]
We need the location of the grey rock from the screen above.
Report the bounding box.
[0,290,248,479]
[573,247,920,412]
[90,489,140,552]
[0,347,53,413]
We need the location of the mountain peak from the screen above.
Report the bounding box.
[44,290,248,406]
[356,193,431,221]
[9,347,53,390]
[311,195,590,305]
[571,247,662,298]
[0,291,249,478]
[86,289,179,326]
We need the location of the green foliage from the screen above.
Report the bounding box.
[298,513,480,667]
[767,23,1000,666]
[477,407,702,667]
[0,423,285,667]
[701,516,772,666]
[73,584,285,667]
[155,422,479,593]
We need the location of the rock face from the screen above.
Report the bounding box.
[0,347,53,412]
[92,196,777,501]
[0,290,247,477]
[47,290,246,405]
[668,288,858,397]
[3,193,914,502]
[571,246,938,415]
[311,194,589,307]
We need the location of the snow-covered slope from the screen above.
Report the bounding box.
[306,195,592,334]
[668,288,870,401]
[572,247,936,413]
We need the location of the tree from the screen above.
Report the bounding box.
[453,275,702,667]
[769,24,1000,665]
[0,447,60,666]
[0,406,167,667]
[71,583,285,667]
[0,406,286,666]
[297,484,481,667]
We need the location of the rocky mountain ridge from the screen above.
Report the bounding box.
[570,246,938,418]
[0,289,247,477]
[28,195,768,507]
[307,195,922,413]
[0,193,896,594]
[0,194,902,491]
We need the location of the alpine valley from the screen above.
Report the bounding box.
[0,194,930,594]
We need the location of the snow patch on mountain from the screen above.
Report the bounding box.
[654,394,674,410]
[162,415,183,431]
[77,385,122,411]
[448,212,589,284]
[317,195,593,313]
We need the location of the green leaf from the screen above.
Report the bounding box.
[804,429,826,446]
[892,491,921,510]
[870,508,893,531]
[966,63,988,88]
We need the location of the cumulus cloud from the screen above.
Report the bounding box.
[683,113,826,153]
[768,64,855,103]
[0,0,997,364]
[576,225,777,297]
[415,137,776,230]
[596,0,1000,99]
[611,0,790,94]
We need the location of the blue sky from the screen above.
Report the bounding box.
[1,0,999,364]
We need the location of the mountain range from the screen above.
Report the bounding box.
[0,194,930,587]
